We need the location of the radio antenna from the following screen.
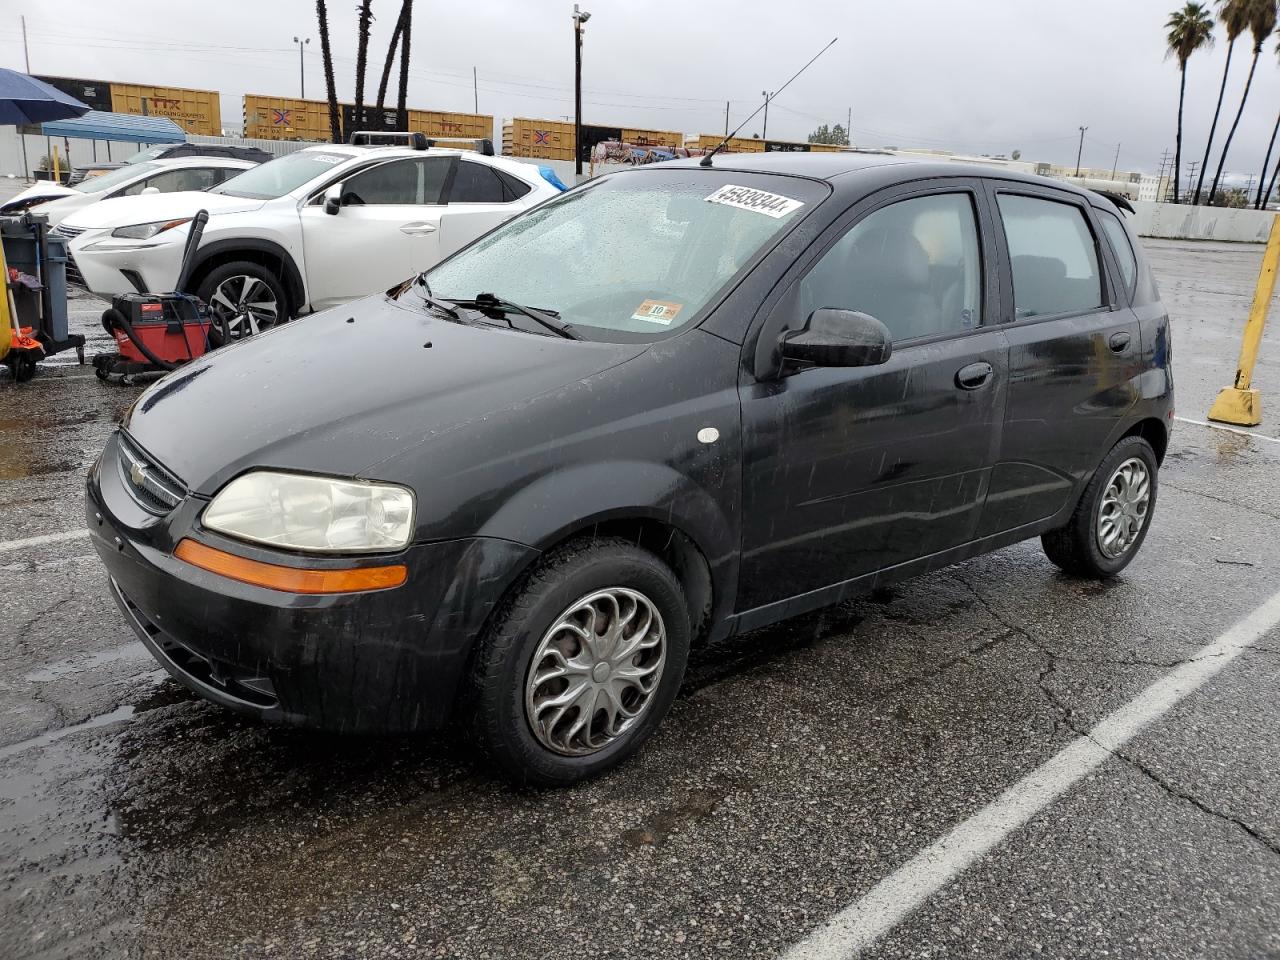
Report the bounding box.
[700,37,839,167]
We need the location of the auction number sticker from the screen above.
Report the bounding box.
[312,153,346,164]
[631,299,684,325]
[704,184,804,218]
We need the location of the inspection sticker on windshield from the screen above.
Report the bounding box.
[704,184,804,218]
[631,299,683,325]
[312,153,346,164]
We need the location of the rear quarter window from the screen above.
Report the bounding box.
[1098,209,1138,298]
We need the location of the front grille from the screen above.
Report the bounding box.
[53,223,85,240]
[117,433,186,514]
[64,250,85,288]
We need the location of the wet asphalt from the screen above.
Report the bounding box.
[2,225,1279,958]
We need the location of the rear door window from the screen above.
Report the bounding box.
[997,194,1104,318]
[1098,209,1138,297]
[450,160,507,203]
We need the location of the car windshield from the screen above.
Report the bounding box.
[210,150,353,200]
[421,169,825,340]
[74,162,160,194]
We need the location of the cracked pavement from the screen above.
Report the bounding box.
[1,236,1279,959]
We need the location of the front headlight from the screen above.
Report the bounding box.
[110,218,191,240]
[202,471,416,553]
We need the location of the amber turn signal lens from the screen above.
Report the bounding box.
[174,539,407,594]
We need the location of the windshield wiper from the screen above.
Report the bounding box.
[412,275,463,320]
[464,292,581,340]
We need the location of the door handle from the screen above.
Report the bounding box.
[955,361,994,390]
[400,222,437,235]
[1109,331,1132,353]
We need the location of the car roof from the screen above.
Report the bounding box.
[149,155,257,168]
[662,150,1094,201]
[295,143,545,181]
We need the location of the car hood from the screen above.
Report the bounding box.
[123,294,647,495]
[61,190,267,229]
[1,183,77,209]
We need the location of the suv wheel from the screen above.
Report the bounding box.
[469,537,691,786]
[1042,435,1158,578]
[198,261,288,347]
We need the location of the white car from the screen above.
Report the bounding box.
[59,141,565,336]
[1,156,256,227]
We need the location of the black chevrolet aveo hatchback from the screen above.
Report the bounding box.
[89,153,1172,785]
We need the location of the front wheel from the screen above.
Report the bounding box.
[1042,435,1158,578]
[197,261,289,348]
[469,537,691,786]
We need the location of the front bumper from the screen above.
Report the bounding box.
[67,232,184,297]
[88,431,538,732]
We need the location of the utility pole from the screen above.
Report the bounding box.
[473,67,478,113]
[847,105,851,145]
[724,101,729,137]
[20,15,30,72]
[573,4,591,178]
[1075,125,1087,177]
[292,36,310,98]
[1186,159,1200,200]
[1111,142,1121,180]
[761,91,771,140]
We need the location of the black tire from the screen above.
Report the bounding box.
[196,261,289,348]
[1042,435,1158,578]
[469,537,691,787]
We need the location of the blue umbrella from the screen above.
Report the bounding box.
[0,69,89,125]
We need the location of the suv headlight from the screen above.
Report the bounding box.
[110,218,191,240]
[202,471,416,553]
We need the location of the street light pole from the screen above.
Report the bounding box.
[762,91,770,140]
[293,36,310,99]
[1075,125,1087,177]
[573,5,591,178]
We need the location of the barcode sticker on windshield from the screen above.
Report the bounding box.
[631,300,683,325]
[704,184,804,218]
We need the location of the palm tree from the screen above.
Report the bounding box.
[1195,0,1250,203]
[1255,108,1280,206]
[396,0,414,118]
[1262,135,1280,206]
[352,0,374,126]
[316,0,342,143]
[376,0,410,110]
[1166,3,1216,203]
[1207,0,1277,204]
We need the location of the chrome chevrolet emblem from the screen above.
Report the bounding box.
[130,461,148,487]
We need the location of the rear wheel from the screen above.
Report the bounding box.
[1042,435,1158,578]
[469,537,691,786]
[197,261,288,347]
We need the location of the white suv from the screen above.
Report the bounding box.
[59,140,564,335]
[0,156,256,227]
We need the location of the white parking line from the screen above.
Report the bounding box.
[0,528,89,554]
[1174,416,1280,444]
[784,587,1280,960]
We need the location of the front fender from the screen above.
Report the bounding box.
[475,459,740,627]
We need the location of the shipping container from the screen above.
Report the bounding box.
[35,76,113,113]
[690,134,765,153]
[246,94,491,145]
[109,83,221,136]
[503,118,576,161]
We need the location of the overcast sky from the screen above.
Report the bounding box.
[3,0,1280,185]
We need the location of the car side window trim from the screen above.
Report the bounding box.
[986,182,1116,325]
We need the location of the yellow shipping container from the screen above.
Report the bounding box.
[691,134,765,153]
[620,127,683,149]
[110,83,221,136]
[809,142,848,153]
[243,94,334,141]
[503,118,575,161]
[406,110,492,141]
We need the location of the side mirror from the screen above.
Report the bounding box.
[324,183,342,215]
[140,186,160,195]
[781,308,893,368]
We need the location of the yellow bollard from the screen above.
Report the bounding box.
[51,144,60,184]
[1207,212,1280,425]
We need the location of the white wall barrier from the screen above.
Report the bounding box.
[1132,200,1276,243]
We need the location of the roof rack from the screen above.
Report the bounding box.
[346,131,495,155]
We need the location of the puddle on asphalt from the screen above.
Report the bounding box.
[23,642,153,683]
